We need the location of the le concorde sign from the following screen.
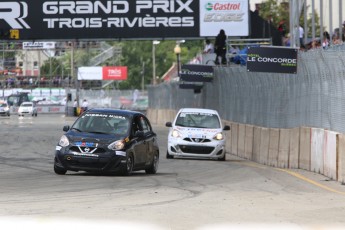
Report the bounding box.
[246,46,298,74]
[0,0,249,40]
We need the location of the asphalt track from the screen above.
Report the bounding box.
[1,114,345,230]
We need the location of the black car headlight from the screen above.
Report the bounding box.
[108,140,125,150]
[59,135,69,147]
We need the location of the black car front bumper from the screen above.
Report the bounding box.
[54,147,127,173]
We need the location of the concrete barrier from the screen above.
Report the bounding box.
[168,109,177,123]
[157,109,165,125]
[223,121,232,155]
[299,127,311,170]
[337,134,345,184]
[259,128,269,165]
[147,109,344,184]
[244,125,254,160]
[252,126,261,162]
[278,129,290,168]
[324,131,337,180]
[311,128,325,174]
[268,129,279,167]
[231,123,238,156]
[238,124,245,158]
[289,127,300,168]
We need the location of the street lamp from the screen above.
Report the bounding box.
[152,40,160,85]
[174,44,181,78]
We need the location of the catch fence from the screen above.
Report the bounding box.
[148,46,345,133]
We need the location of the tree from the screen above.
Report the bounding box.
[118,39,203,90]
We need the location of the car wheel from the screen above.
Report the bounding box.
[166,151,173,159]
[122,155,134,176]
[145,151,159,174]
[54,165,67,175]
[218,153,226,161]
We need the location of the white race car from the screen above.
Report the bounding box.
[165,108,230,161]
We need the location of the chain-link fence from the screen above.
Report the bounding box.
[148,47,345,133]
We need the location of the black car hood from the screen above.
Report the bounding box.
[66,130,126,145]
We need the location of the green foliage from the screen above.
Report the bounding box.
[40,57,65,77]
[43,39,204,89]
[118,39,204,90]
[258,0,289,30]
[258,0,321,37]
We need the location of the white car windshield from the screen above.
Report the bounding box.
[175,112,220,129]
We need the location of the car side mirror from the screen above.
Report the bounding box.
[165,122,172,127]
[135,130,145,137]
[223,125,230,131]
[63,125,70,132]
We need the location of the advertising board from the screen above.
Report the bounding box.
[180,64,214,82]
[0,0,249,40]
[78,66,127,80]
[246,46,298,74]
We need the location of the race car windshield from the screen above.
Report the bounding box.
[72,113,130,135]
[175,112,220,129]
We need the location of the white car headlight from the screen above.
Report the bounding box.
[213,132,224,140]
[108,140,125,150]
[171,129,181,138]
[59,135,70,147]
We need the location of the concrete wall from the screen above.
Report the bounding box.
[147,108,345,184]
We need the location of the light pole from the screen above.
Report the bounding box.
[152,40,160,85]
[174,43,181,78]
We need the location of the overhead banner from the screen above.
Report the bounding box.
[200,0,249,37]
[246,47,298,74]
[0,0,248,40]
[78,66,127,80]
[180,64,214,82]
[22,42,56,49]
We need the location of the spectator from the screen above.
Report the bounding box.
[284,33,291,47]
[73,99,78,116]
[132,89,139,104]
[203,39,214,54]
[322,31,330,49]
[299,25,304,47]
[214,29,227,65]
[277,20,287,45]
[81,99,88,112]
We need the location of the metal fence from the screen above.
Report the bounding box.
[148,46,345,133]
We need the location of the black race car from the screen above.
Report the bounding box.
[54,108,159,176]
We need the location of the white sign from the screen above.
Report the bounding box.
[22,42,56,49]
[78,67,103,80]
[199,0,249,37]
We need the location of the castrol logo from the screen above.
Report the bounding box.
[205,2,241,11]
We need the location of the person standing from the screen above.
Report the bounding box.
[81,99,88,113]
[73,99,78,116]
[299,25,304,47]
[214,29,227,65]
[203,39,214,54]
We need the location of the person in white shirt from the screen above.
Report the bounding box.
[299,25,304,47]
[203,39,214,54]
[81,99,88,112]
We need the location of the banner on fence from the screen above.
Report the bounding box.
[246,46,298,74]
[180,64,213,82]
[78,66,127,80]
